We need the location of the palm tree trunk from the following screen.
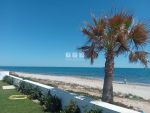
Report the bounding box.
[102,51,114,103]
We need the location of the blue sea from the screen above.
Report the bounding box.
[0,66,150,84]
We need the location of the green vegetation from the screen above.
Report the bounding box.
[85,108,102,113]
[1,76,103,113]
[41,91,62,112]
[17,81,42,101]
[3,76,13,85]
[29,86,42,100]
[0,81,45,113]
[17,81,33,95]
[17,81,62,112]
[63,101,80,113]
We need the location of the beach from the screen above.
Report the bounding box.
[15,72,150,100]
[12,72,150,113]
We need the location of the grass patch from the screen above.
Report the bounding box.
[0,81,47,113]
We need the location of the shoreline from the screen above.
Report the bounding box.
[8,70,150,86]
[10,71,150,100]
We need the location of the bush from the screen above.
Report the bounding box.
[63,101,80,113]
[85,108,102,113]
[59,111,66,113]
[29,86,42,100]
[3,76,13,85]
[42,91,62,112]
[17,81,33,95]
[39,94,46,105]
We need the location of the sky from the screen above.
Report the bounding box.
[0,0,150,68]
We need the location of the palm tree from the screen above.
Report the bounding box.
[79,11,149,103]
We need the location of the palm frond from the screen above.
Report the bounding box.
[116,32,129,51]
[129,23,149,48]
[79,45,98,64]
[91,15,98,26]
[115,45,128,55]
[79,10,149,67]
[81,28,95,39]
[108,11,133,30]
[129,51,149,67]
[82,17,106,41]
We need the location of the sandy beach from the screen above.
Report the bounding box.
[15,72,150,100]
[11,72,150,113]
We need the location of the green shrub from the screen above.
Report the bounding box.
[17,81,25,92]
[42,91,62,112]
[85,108,102,113]
[39,94,46,105]
[59,111,66,113]
[3,76,13,85]
[18,81,33,95]
[29,86,42,100]
[63,101,80,113]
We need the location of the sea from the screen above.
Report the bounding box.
[0,66,150,84]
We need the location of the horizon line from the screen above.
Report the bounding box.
[0,66,149,69]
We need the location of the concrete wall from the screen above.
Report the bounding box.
[0,71,9,80]
[0,71,140,113]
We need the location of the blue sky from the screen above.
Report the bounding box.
[0,0,150,68]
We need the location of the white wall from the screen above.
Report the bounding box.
[0,71,140,113]
[0,71,9,80]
